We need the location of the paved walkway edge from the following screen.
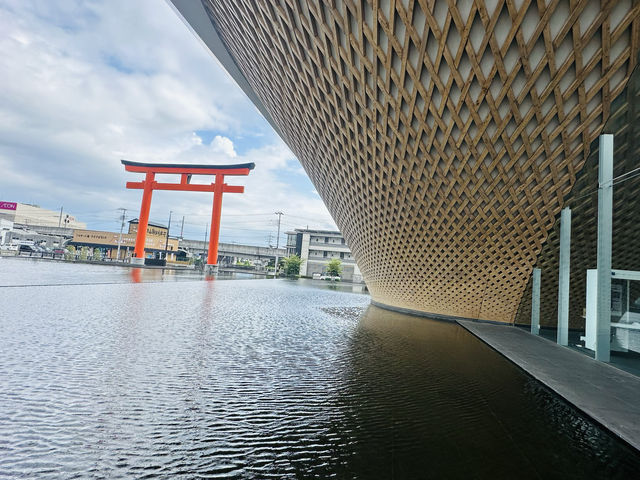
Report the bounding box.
[458,320,640,452]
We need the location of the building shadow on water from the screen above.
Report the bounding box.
[287,305,640,480]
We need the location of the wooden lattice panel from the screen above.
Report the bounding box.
[515,62,640,328]
[200,0,640,322]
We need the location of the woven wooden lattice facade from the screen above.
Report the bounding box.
[515,62,640,328]
[189,1,640,322]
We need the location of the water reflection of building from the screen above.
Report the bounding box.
[286,229,362,282]
[69,219,179,261]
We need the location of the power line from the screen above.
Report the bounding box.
[168,212,275,218]
[566,166,640,206]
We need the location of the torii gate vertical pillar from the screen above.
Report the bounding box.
[206,174,225,273]
[131,171,155,266]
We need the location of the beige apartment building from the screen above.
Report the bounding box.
[287,229,362,283]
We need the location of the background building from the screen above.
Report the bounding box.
[287,229,362,282]
[3,226,68,249]
[0,218,14,246]
[0,201,86,229]
[69,219,178,260]
[0,201,83,249]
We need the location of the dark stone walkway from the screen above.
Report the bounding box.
[459,320,640,451]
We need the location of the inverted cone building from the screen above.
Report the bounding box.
[169,0,640,323]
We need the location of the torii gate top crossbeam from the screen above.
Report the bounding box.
[121,159,255,176]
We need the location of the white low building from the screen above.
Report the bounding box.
[286,229,362,282]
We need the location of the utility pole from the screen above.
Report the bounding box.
[164,211,173,262]
[58,206,63,227]
[203,222,208,258]
[273,211,284,277]
[180,215,185,240]
[275,211,283,249]
[116,208,127,261]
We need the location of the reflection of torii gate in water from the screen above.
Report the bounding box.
[121,160,255,271]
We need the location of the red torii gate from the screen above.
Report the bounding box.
[121,160,254,270]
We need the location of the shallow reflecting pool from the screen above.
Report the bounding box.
[0,257,260,286]
[1,259,639,478]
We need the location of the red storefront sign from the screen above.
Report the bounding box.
[0,202,17,211]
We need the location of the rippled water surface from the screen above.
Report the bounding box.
[0,257,258,286]
[1,258,640,479]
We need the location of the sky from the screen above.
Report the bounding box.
[0,0,337,246]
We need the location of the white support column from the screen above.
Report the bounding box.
[557,207,571,345]
[596,134,614,362]
[531,268,541,335]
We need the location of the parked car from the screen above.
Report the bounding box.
[52,248,66,255]
[19,244,37,254]
[319,275,341,281]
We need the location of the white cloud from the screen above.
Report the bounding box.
[210,135,236,158]
[0,0,336,244]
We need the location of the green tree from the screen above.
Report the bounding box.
[92,248,102,261]
[326,258,342,277]
[80,246,89,260]
[282,254,303,277]
[65,245,76,261]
